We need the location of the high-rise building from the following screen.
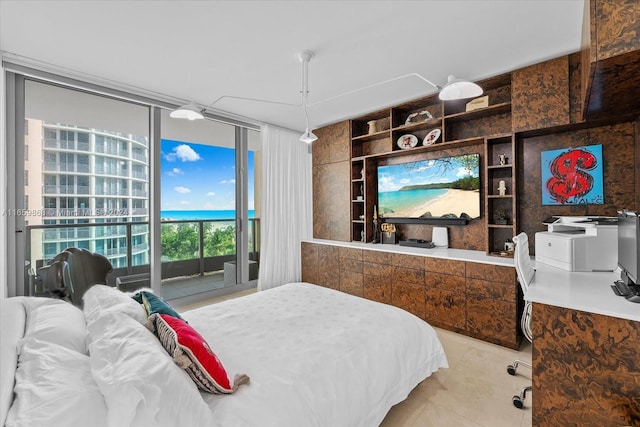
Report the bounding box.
[24,119,150,269]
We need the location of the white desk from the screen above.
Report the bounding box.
[525,261,640,322]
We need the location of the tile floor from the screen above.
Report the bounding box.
[176,289,533,427]
[381,328,532,427]
[162,271,229,300]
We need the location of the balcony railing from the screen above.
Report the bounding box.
[26,218,260,289]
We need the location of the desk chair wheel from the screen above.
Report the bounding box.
[512,395,524,409]
[511,385,531,409]
[507,364,517,376]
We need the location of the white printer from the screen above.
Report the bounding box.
[535,216,618,272]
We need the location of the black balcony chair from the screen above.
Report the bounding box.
[37,248,113,306]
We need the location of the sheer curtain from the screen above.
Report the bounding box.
[257,124,312,291]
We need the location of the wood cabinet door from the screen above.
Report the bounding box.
[467,295,518,349]
[426,288,466,330]
[301,242,319,284]
[363,274,392,304]
[512,56,570,132]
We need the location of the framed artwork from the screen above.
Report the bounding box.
[541,144,604,205]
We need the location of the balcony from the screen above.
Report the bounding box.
[26,218,261,298]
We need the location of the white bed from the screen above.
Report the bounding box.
[1,282,448,427]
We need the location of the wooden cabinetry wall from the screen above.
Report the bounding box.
[301,241,521,349]
[312,122,351,241]
[581,0,640,120]
[312,49,640,253]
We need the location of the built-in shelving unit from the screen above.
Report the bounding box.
[485,133,517,256]
[349,73,516,255]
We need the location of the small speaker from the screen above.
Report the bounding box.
[432,226,448,248]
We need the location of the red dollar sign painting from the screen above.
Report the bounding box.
[545,148,597,204]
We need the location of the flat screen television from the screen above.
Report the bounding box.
[377,153,480,223]
[617,210,639,286]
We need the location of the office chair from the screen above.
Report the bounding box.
[507,232,535,409]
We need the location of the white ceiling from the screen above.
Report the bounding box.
[0,0,585,133]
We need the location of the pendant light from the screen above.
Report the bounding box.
[299,51,317,144]
[169,101,204,120]
[437,75,483,101]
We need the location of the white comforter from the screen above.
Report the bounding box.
[184,282,448,427]
[2,283,447,427]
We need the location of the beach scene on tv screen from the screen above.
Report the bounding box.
[378,155,480,219]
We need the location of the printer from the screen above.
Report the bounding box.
[535,216,618,272]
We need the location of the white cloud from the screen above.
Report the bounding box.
[174,186,191,194]
[164,144,201,162]
[167,167,183,176]
[456,167,473,177]
[220,179,236,184]
[207,192,216,197]
[378,175,397,192]
[180,201,190,205]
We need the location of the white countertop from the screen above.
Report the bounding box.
[305,239,515,267]
[526,261,640,322]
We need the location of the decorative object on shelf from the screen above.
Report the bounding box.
[360,168,364,179]
[367,120,378,134]
[541,144,604,206]
[498,153,508,165]
[361,230,365,243]
[495,210,508,225]
[397,134,418,150]
[372,206,379,243]
[360,184,364,197]
[498,180,507,196]
[359,214,365,220]
[465,95,489,112]
[432,226,449,248]
[504,238,515,252]
[356,195,363,201]
[380,223,397,245]
[404,110,435,125]
[422,128,441,146]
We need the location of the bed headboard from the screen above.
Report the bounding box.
[1,298,27,426]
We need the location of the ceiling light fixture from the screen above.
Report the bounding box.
[435,75,484,101]
[299,51,317,144]
[169,101,204,120]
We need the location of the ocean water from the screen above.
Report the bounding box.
[161,210,256,220]
[378,189,448,216]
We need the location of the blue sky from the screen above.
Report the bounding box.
[378,157,478,193]
[161,139,254,211]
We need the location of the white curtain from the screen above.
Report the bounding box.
[257,124,313,291]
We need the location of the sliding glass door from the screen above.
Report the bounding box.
[7,72,260,300]
[20,79,151,296]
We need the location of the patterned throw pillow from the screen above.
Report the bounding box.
[131,290,184,319]
[154,313,249,394]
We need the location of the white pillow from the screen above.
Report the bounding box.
[22,298,87,354]
[0,298,27,427]
[83,285,147,326]
[5,338,107,427]
[87,311,213,427]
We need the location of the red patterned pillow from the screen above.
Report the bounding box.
[154,313,249,394]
